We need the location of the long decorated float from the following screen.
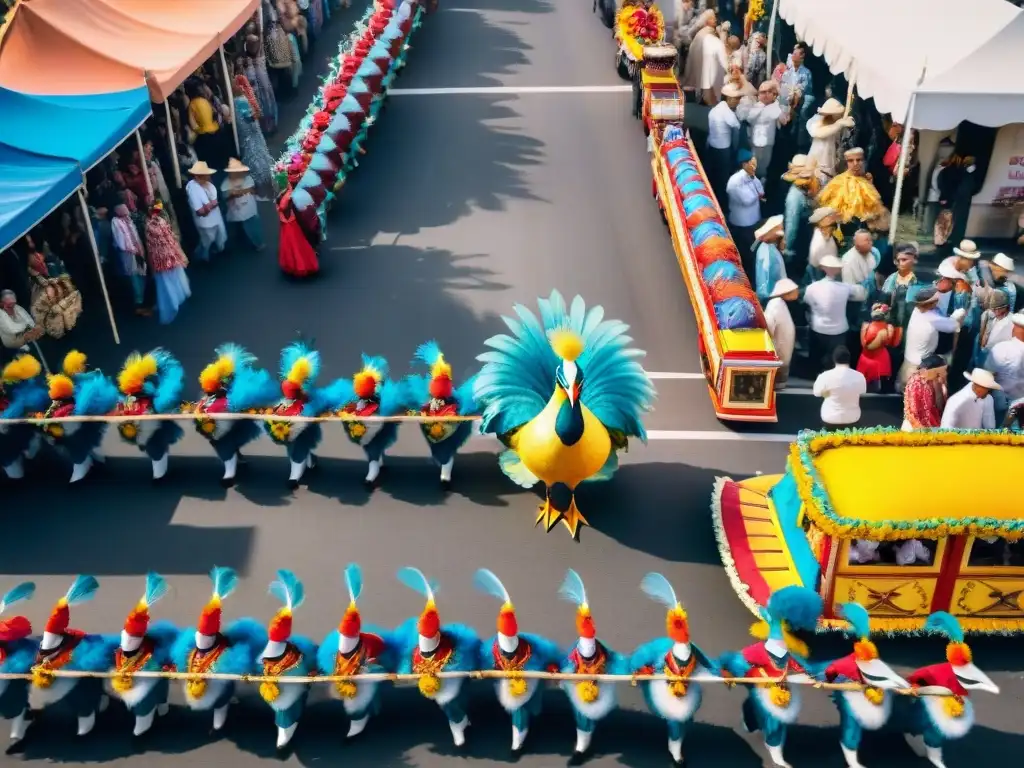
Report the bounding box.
[274,0,424,271]
[713,429,1024,634]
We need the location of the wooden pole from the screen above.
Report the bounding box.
[219,44,241,156]
[766,0,781,70]
[843,71,857,119]
[76,189,120,345]
[889,93,918,245]
[134,130,155,204]
[164,99,182,188]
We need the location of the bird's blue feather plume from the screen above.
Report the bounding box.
[74,371,119,416]
[641,572,679,609]
[839,602,871,639]
[280,341,321,383]
[473,568,511,604]
[227,366,279,412]
[345,564,363,603]
[303,377,354,416]
[378,378,409,416]
[215,343,256,370]
[143,572,169,608]
[211,566,238,601]
[766,586,822,632]
[396,567,438,602]
[454,374,478,415]
[361,355,389,380]
[413,340,444,368]
[558,569,587,606]
[270,570,305,611]
[925,611,964,643]
[0,582,35,614]
[3,377,49,418]
[65,575,99,606]
[152,349,185,414]
[403,374,430,409]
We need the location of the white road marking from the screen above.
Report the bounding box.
[645,372,705,380]
[646,431,796,442]
[388,86,633,96]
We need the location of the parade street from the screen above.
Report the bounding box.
[1,1,1020,767]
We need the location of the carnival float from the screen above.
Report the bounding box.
[712,428,1024,634]
[614,0,665,80]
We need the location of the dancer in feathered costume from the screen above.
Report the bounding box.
[902,612,999,768]
[474,568,561,758]
[170,567,267,732]
[258,570,316,752]
[558,569,627,765]
[718,586,823,768]
[0,582,35,753]
[40,352,119,483]
[114,349,185,482]
[107,573,178,737]
[0,354,48,481]
[404,341,477,489]
[192,344,279,487]
[395,567,480,749]
[631,572,719,767]
[820,603,908,768]
[474,290,656,538]
[29,576,116,738]
[317,563,397,740]
[333,354,408,487]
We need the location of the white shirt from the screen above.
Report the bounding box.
[904,308,964,365]
[221,176,258,222]
[186,179,225,230]
[927,165,943,203]
[726,170,763,227]
[848,539,880,564]
[813,364,867,425]
[941,384,995,429]
[739,100,783,148]
[985,337,1024,399]
[841,247,878,287]
[806,114,846,178]
[700,34,729,93]
[808,228,838,268]
[803,277,867,335]
[764,297,795,365]
[0,305,35,349]
[979,312,1015,352]
[895,540,932,566]
[707,101,740,149]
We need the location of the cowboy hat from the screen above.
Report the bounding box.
[783,154,817,180]
[769,278,799,298]
[224,158,250,173]
[953,239,980,259]
[819,254,843,270]
[913,286,940,304]
[817,98,844,116]
[992,253,1015,272]
[808,206,837,224]
[188,160,216,175]
[963,368,1001,390]
[937,256,966,281]
[755,215,784,240]
[721,82,743,99]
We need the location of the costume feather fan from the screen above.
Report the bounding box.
[765,586,822,633]
[64,575,100,606]
[473,568,511,605]
[344,563,363,604]
[74,371,119,416]
[0,582,35,614]
[280,341,320,385]
[142,572,169,608]
[640,572,680,609]
[210,566,238,601]
[227,366,279,413]
[925,611,964,643]
[269,569,305,611]
[396,566,438,602]
[558,569,587,607]
[152,349,186,414]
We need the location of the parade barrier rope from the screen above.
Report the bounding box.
[0,413,481,425]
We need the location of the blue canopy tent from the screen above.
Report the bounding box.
[0,85,152,343]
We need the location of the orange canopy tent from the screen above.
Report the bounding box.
[0,0,258,102]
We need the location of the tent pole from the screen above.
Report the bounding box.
[766,0,782,70]
[77,189,120,345]
[888,92,918,245]
[219,45,241,156]
[164,100,182,188]
[134,129,155,203]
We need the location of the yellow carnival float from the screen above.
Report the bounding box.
[614,0,665,80]
[712,428,1024,633]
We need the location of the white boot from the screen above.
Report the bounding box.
[289,460,306,484]
[9,709,28,742]
[575,728,593,754]
[70,455,93,483]
[276,723,297,749]
[347,715,369,738]
[23,434,41,460]
[306,454,315,468]
[77,712,96,736]
[449,716,468,747]
[151,452,169,481]
[99,694,110,713]
[213,704,229,731]
[767,744,791,768]
[157,703,170,717]
[365,459,381,484]
[440,458,454,484]
[926,746,947,768]
[511,725,528,751]
[668,737,683,762]
[222,454,238,484]
[841,744,865,768]
[904,734,927,757]
[3,457,24,480]
[133,710,156,736]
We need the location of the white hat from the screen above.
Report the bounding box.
[844,147,865,158]
[820,254,843,270]
[963,368,1001,390]
[992,253,1015,272]
[721,82,743,99]
[1012,312,1024,328]
[769,278,799,298]
[953,239,980,259]
[937,256,966,281]
[187,160,216,176]
[755,215,785,240]
[808,206,838,224]
[817,98,844,116]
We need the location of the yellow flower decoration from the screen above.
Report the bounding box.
[119,423,138,441]
[943,696,965,719]
[418,674,441,697]
[186,677,207,699]
[32,668,55,689]
[669,679,689,698]
[112,674,134,694]
[348,422,367,439]
[769,684,791,708]
[269,421,291,442]
[335,680,359,699]
[200,419,216,435]
[45,424,64,439]
[428,422,446,440]
[260,681,280,704]
[508,676,528,698]
[576,680,600,703]
[863,687,885,706]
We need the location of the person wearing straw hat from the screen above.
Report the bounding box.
[974,291,1014,368]
[804,206,840,284]
[803,253,867,372]
[817,147,885,234]
[940,368,999,429]
[765,278,799,389]
[948,239,984,333]
[984,312,1024,422]
[781,155,820,268]
[753,214,785,305]
[185,161,227,263]
[898,286,966,392]
[726,149,764,268]
[981,252,1018,311]
[221,158,265,252]
[705,81,743,210]
[806,98,854,185]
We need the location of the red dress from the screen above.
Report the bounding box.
[856,321,898,383]
[277,193,320,278]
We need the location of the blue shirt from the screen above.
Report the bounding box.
[755,242,787,304]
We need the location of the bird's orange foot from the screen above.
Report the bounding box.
[535,498,563,532]
[535,495,589,539]
[560,498,589,540]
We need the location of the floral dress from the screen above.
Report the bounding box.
[234,96,279,201]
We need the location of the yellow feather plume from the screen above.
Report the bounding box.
[118,353,158,395]
[62,350,87,377]
[199,356,234,393]
[2,354,41,384]
[47,373,74,401]
[549,329,584,362]
[430,353,452,380]
[287,357,312,385]
[358,364,383,383]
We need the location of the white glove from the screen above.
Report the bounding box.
[952,308,967,322]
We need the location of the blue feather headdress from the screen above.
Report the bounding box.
[0,582,35,616]
[750,586,822,656]
[280,341,321,386]
[268,570,305,642]
[924,611,964,644]
[345,563,363,607]
[74,371,119,416]
[152,348,185,414]
[838,602,872,641]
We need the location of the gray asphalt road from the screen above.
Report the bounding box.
[2,1,1019,767]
